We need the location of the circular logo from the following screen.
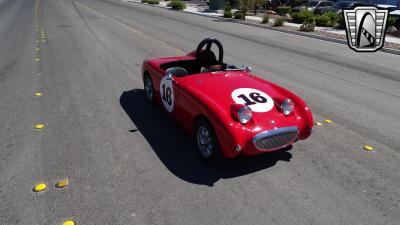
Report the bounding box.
[231,88,274,113]
[160,77,174,112]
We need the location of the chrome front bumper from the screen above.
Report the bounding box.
[252,126,298,151]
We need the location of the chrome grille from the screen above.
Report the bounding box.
[253,127,298,151]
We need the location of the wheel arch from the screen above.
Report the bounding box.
[192,114,211,135]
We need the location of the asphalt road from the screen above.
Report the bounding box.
[1,0,399,224]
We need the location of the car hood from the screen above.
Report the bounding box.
[390,9,400,15]
[376,4,398,11]
[178,71,303,128]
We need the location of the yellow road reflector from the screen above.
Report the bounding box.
[314,121,322,126]
[324,119,333,123]
[34,92,42,96]
[33,183,46,192]
[35,124,45,129]
[35,58,40,61]
[55,179,69,188]
[363,145,374,151]
[62,220,75,225]
[36,47,40,51]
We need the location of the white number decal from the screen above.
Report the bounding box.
[231,88,274,113]
[160,77,174,112]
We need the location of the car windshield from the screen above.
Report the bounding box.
[334,1,353,8]
[372,0,399,5]
[306,1,319,6]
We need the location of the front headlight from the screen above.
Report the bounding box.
[281,99,294,116]
[238,105,253,124]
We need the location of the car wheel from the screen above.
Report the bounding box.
[143,74,154,102]
[194,118,222,163]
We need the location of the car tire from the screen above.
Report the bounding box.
[143,74,154,103]
[194,118,223,163]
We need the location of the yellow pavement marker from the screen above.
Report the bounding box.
[34,92,42,97]
[36,47,40,51]
[55,179,69,188]
[314,121,322,126]
[35,124,45,129]
[62,220,75,225]
[363,145,374,151]
[33,183,46,192]
[323,119,333,124]
[35,58,40,61]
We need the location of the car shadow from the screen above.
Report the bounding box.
[120,89,293,186]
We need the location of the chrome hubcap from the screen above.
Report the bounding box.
[144,78,153,100]
[197,126,213,158]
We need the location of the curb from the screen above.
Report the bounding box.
[131,1,400,55]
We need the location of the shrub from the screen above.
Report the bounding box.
[304,16,315,24]
[224,11,233,18]
[300,20,315,32]
[224,5,232,13]
[315,14,330,26]
[223,5,232,18]
[274,17,285,27]
[335,12,345,29]
[168,0,186,10]
[234,11,244,20]
[146,0,159,4]
[275,6,291,16]
[262,15,269,24]
[291,10,315,24]
[387,16,396,27]
[315,12,336,27]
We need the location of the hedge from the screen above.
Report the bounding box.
[291,10,315,24]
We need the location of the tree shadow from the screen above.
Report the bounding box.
[120,89,293,186]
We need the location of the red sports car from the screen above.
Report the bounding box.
[142,38,313,162]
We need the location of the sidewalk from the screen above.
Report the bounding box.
[128,0,400,47]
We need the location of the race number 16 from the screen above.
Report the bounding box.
[231,88,274,113]
[237,92,268,105]
[161,84,172,105]
[160,77,174,112]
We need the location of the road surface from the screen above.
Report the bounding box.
[0,0,399,224]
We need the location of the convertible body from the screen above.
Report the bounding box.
[141,38,313,160]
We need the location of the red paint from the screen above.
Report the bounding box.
[141,52,313,158]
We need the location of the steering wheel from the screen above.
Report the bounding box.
[195,38,224,66]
